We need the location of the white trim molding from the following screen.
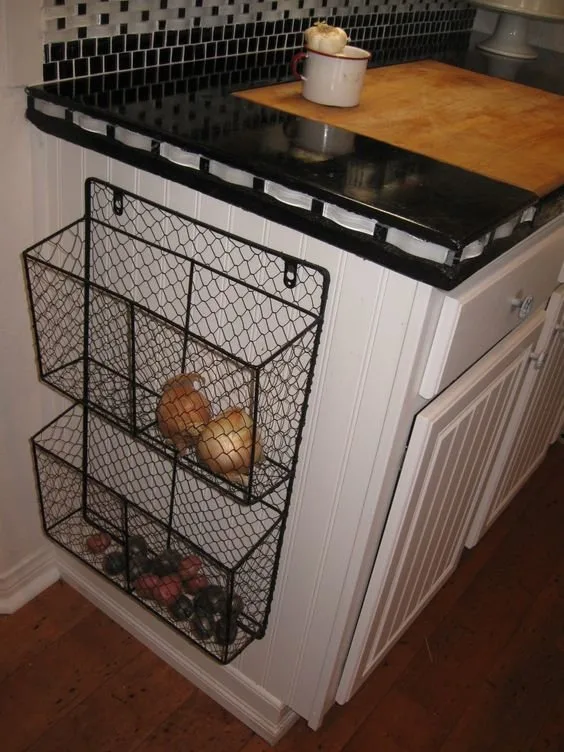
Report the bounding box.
[0,544,60,614]
[56,549,298,745]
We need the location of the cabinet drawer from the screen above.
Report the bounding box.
[420,218,564,399]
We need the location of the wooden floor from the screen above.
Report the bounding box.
[1,443,563,752]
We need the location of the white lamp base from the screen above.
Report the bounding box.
[477,12,538,59]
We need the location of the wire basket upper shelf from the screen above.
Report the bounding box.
[24,179,329,505]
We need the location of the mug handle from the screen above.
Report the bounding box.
[291,51,308,81]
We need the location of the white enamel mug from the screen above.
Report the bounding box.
[291,45,371,107]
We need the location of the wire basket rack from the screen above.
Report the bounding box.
[24,178,329,663]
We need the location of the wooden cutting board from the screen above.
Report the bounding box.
[235,60,564,196]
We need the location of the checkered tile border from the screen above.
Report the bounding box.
[43,0,476,82]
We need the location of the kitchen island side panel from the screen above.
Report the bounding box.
[30,128,438,726]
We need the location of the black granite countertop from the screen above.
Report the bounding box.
[25,34,564,290]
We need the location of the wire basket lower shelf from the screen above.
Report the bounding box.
[33,403,285,664]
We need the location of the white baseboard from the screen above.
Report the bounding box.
[56,549,298,745]
[0,544,60,614]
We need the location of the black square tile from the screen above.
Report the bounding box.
[118,52,132,69]
[105,54,117,71]
[75,58,88,77]
[66,40,80,59]
[50,42,65,61]
[112,35,125,53]
[97,37,110,55]
[90,56,103,75]
[43,62,57,81]
[82,39,96,56]
[59,60,73,79]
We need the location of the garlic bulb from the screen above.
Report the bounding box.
[305,22,348,55]
[156,372,211,453]
[196,408,263,482]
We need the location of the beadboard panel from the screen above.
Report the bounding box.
[34,129,437,726]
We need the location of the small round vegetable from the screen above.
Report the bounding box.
[128,553,152,581]
[214,617,238,646]
[153,574,182,606]
[184,574,209,595]
[191,611,214,640]
[196,408,263,479]
[133,573,161,599]
[102,550,126,576]
[194,585,227,617]
[153,549,183,576]
[128,534,148,557]
[156,372,211,453]
[232,594,245,615]
[86,532,112,554]
[169,595,194,622]
[178,555,203,582]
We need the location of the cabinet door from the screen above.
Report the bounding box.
[466,285,564,547]
[336,311,545,704]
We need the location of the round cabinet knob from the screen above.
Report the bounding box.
[528,350,546,370]
[510,294,534,320]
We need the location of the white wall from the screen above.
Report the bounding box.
[0,0,59,608]
[474,8,564,51]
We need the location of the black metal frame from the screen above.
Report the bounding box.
[24,178,329,664]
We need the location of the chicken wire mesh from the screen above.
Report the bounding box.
[24,179,329,663]
[24,179,328,503]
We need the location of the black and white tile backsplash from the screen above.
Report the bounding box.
[42,0,476,82]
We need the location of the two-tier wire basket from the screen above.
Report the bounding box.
[24,178,329,663]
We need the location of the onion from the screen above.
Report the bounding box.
[196,408,263,482]
[305,22,348,55]
[156,372,211,453]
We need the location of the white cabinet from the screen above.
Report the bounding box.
[466,284,564,546]
[337,310,545,703]
[28,129,564,735]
